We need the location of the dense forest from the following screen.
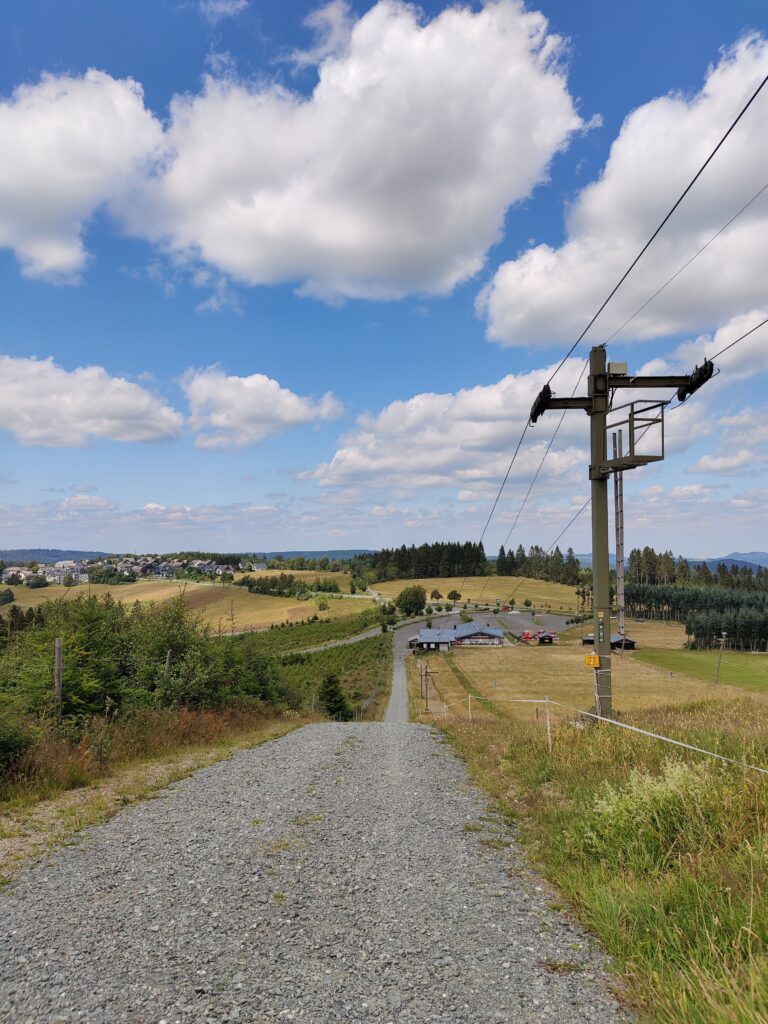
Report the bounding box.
[627,546,768,590]
[625,583,768,650]
[351,541,581,584]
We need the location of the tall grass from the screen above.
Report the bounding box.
[0,707,289,806]
[442,699,768,1023]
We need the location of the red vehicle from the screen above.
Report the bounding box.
[520,630,533,642]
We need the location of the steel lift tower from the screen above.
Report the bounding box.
[530,345,713,717]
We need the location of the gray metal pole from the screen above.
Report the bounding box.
[613,429,626,637]
[715,631,727,683]
[589,347,613,717]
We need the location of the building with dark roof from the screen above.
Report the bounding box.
[408,621,505,652]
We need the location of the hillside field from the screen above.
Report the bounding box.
[408,616,765,722]
[375,575,579,610]
[4,580,373,630]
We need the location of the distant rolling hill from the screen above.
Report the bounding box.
[0,548,112,563]
[576,551,768,573]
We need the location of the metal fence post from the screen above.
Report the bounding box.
[545,696,552,754]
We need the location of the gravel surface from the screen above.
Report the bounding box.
[0,723,629,1023]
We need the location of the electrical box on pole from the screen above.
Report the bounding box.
[529,346,714,717]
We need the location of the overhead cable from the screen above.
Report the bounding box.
[547,72,768,386]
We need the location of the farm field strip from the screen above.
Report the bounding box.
[375,575,580,610]
[4,580,373,630]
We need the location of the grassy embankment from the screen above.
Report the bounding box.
[0,712,304,885]
[375,575,579,611]
[408,619,768,1021]
[635,647,768,693]
[242,606,381,655]
[6,576,372,631]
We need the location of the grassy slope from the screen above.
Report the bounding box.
[442,703,768,1023]
[406,617,768,1019]
[635,648,768,693]
[279,633,393,721]
[242,608,380,656]
[6,581,373,630]
[375,575,579,610]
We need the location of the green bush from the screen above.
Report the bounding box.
[0,703,34,770]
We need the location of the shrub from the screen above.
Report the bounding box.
[523,598,532,607]
[0,588,13,605]
[0,704,34,770]
[27,575,49,589]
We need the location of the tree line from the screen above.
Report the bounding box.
[625,582,768,650]
[351,541,582,584]
[496,544,581,584]
[627,546,768,591]
[236,573,341,597]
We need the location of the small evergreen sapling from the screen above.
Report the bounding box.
[318,672,353,721]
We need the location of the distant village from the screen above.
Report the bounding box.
[1,556,268,588]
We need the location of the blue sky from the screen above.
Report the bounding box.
[0,0,766,556]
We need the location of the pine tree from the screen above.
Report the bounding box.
[318,672,353,722]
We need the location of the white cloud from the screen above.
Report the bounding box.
[0,70,162,280]
[199,0,248,23]
[289,0,354,69]
[310,357,589,496]
[688,449,762,473]
[59,494,118,513]
[0,356,183,446]
[481,35,768,346]
[128,0,582,300]
[182,366,342,448]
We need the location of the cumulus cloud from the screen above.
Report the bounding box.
[128,0,582,300]
[199,0,248,23]
[182,366,342,448]
[289,0,354,69]
[688,449,762,474]
[481,35,768,346]
[0,70,162,280]
[59,494,118,513]
[0,356,183,446]
[310,357,590,496]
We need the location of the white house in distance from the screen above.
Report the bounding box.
[408,621,505,652]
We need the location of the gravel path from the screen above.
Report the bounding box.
[0,723,628,1023]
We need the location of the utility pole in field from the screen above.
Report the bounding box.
[530,345,714,717]
[613,430,626,637]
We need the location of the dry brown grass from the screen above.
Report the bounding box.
[375,575,579,610]
[6,580,373,630]
[409,619,756,726]
[0,716,302,884]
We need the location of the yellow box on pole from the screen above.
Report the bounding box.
[585,652,600,669]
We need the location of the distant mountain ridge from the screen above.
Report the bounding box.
[576,551,768,573]
[0,548,112,563]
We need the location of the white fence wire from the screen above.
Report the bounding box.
[435,693,768,777]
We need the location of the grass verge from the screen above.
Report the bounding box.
[635,648,768,693]
[0,714,304,885]
[440,699,768,1022]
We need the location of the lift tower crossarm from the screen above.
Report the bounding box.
[526,348,714,720]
